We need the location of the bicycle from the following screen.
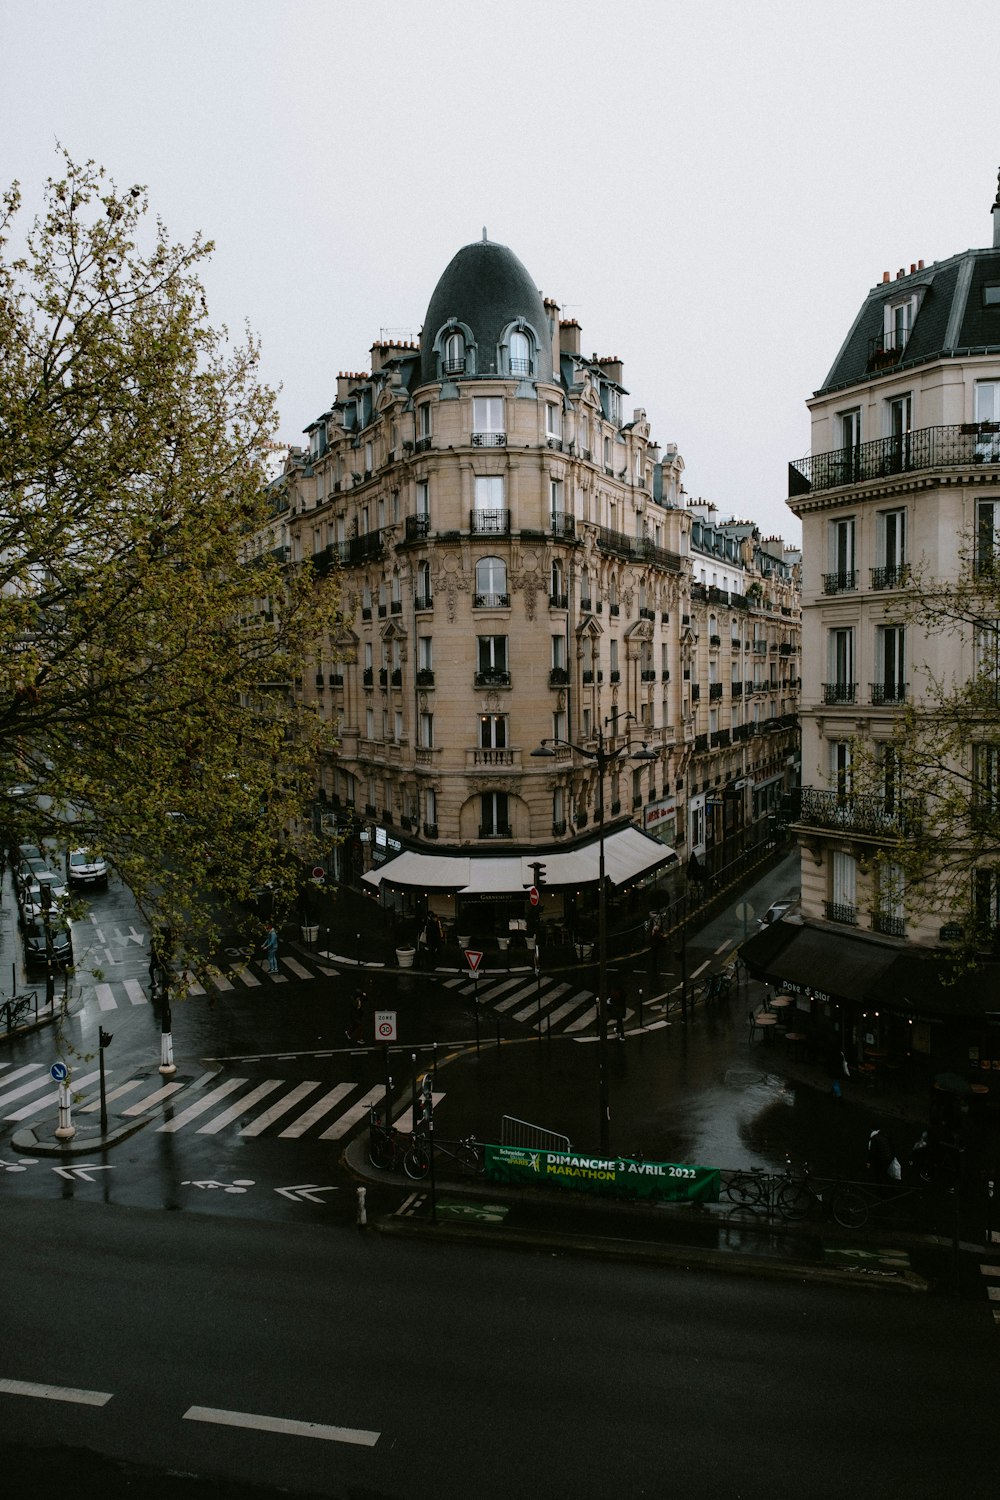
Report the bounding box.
[724,1166,769,1210]
[1,994,33,1032]
[367,1104,413,1173]
[829,1181,925,1229]
[774,1159,825,1221]
[404,1132,485,1181]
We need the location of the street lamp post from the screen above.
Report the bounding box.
[532,714,657,1154]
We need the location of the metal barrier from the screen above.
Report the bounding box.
[0,991,39,1035]
[501,1114,571,1153]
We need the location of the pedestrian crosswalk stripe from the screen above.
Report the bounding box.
[566,1005,598,1032]
[278,1082,354,1138]
[80,1078,149,1112]
[495,983,542,1012]
[239,1081,320,1136]
[209,970,236,993]
[156,1077,247,1133]
[233,964,261,988]
[5,1069,102,1121]
[96,984,117,1012]
[197,1079,285,1134]
[123,979,147,1006]
[281,956,313,980]
[980,1264,1000,1277]
[513,982,570,1023]
[546,991,592,1026]
[122,1081,186,1114]
[319,1085,384,1140]
[0,1064,47,1110]
[988,1286,1000,1302]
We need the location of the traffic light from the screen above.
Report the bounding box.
[418,1074,433,1127]
[530,860,546,888]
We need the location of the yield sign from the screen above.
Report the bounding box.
[464,949,484,972]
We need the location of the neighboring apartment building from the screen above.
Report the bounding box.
[747,178,1000,1074]
[273,235,798,940]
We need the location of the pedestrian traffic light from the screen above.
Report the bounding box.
[418,1074,434,1126]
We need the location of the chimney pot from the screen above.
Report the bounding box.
[882,272,890,283]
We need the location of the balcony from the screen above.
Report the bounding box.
[423,822,438,839]
[549,592,569,610]
[640,607,656,621]
[709,634,721,647]
[579,597,592,612]
[795,787,922,837]
[709,682,723,701]
[732,682,743,697]
[610,669,621,683]
[329,673,343,687]
[550,512,576,541]
[478,824,513,839]
[390,669,402,687]
[822,682,857,705]
[552,819,567,837]
[548,667,569,686]
[752,640,767,655]
[474,669,511,688]
[582,669,604,685]
[694,733,709,753]
[872,911,906,938]
[870,564,910,590]
[472,431,506,447]
[641,669,657,683]
[378,605,387,618]
[336,531,384,566]
[362,667,374,686]
[415,669,435,687]
[870,681,907,705]
[405,514,431,543]
[823,570,857,595]
[390,600,402,615]
[789,422,1000,498]
[469,748,519,770]
[414,593,433,611]
[473,593,510,609]
[361,607,372,620]
[691,685,700,702]
[825,901,858,926]
[711,729,731,748]
[378,669,388,686]
[470,509,511,536]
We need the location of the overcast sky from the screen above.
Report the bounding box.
[4,0,1000,544]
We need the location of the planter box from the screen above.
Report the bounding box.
[301,925,319,943]
[396,946,416,969]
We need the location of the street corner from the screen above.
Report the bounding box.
[10,1114,151,1157]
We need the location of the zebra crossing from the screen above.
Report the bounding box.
[442,971,609,1035]
[0,1060,425,1144]
[83,952,340,1014]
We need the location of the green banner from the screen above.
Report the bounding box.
[484,1145,720,1204]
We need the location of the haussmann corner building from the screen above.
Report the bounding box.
[744,178,1000,1085]
[270,235,800,947]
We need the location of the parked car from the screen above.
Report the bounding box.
[22,911,73,966]
[66,848,108,886]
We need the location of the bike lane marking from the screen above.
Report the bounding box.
[183,1404,378,1447]
[0,1377,112,1406]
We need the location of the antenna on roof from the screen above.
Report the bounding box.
[993,168,1000,248]
[482,226,488,242]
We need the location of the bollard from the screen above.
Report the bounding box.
[356,1185,367,1228]
[54,1080,76,1141]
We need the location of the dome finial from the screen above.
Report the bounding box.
[482,226,488,242]
[993,169,1000,247]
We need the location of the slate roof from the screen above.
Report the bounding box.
[818,247,1000,397]
[419,238,553,386]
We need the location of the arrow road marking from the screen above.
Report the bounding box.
[181,1179,256,1193]
[275,1184,339,1203]
[53,1165,114,1182]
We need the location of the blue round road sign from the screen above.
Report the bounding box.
[50,1061,68,1082]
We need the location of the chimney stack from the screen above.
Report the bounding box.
[993,165,1000,248]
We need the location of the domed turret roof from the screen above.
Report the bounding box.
[420,237,552,385]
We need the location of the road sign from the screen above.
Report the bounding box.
[735,902,755,922]
[528,886,539,907]
[311,865,326,881]
[375,1009,397,1041]
[464,949,483,972]
[50,1062,68,1082]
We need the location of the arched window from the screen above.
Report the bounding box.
[550,559,566,607]
[444,330,465,375]
[475,556,509,609]
[416,559,432,608]
[509,329,533,377]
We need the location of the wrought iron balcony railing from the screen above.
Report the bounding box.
[825,901,858,926]
[794,787,922,836]
[472,431,506,447]
[823,570,857,595]
[550,511,576,540]
[870,563,910,590]
[473,593,510,609]
[789,423,1000,498]
[470,509,511,536]
[404,514,431,543]
[870,681,907,705]
[872,911,906,938]
[474,669,510,687]
[823,682,857,704]
[414,593,433,610]
[548,667,569,686]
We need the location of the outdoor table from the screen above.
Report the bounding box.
[770,995,792,1009]
[784,1031,806,1043]
[755,1013,777,1026]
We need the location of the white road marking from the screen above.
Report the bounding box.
[122,1082,186,1114]
[124,979,147,1006]
[156,1078,247,1133]
[545,992,593,1026]
[96,983,117,1011]
[279,1083,354,1138]
[318,1085,384,1140]
[565,1005,598,1032]
[0,1065,47,1108]
[196,1080,285,1135]
[281,956,313,979]
[80,1079,148,1112]
[5,1070,102,1120]
[183,1404,378,1446]
[238,1081,320,1137]
[0,1378,112,1407]
[232,964,262,987]
[980,1264,1000,1277]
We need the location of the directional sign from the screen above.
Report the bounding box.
[275,1184,339,1204]
[375,1010,397,1041]
[53,1165,113,1182]
[50,1062,68,1083]
[465,949,484,972]
[528,886,539,907]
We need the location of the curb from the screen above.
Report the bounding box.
[12,1115,150,1156]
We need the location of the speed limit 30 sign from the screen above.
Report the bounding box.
[375,1010,397,1041]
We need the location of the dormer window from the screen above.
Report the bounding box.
[884,294,916,354]
[444,330,466,375]
[509,330,532,375]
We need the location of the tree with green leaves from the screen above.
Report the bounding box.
[0,152,341,976]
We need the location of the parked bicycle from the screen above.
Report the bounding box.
[367,1104,415,1173]
[829,1181,925,1230]
[403,1132,485,1181]
[774,1158,825,1221]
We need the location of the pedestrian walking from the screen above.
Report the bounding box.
[262,921,279,974]
[346,987,366,1045]
[649,916,663,976]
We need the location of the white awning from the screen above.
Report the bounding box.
[362,852,470,890]
[361,828,675,895]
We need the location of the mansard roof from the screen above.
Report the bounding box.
[419,237,553,385]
